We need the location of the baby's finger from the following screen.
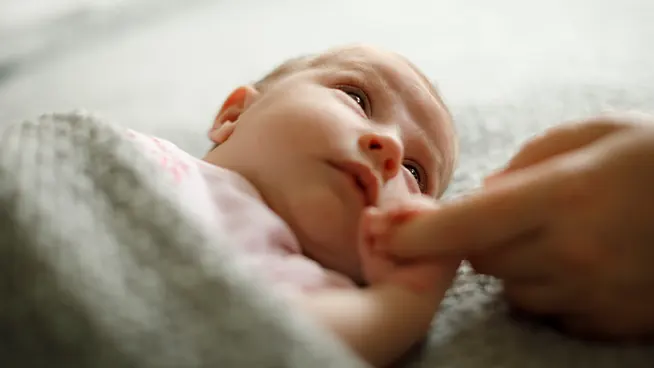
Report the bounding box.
[391,258,460,295]
[384,198,440,225]
[378,193,439,214]
[362,207,391,237]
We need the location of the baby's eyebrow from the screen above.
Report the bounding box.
[347,62,389,89]
[315,54,390,92]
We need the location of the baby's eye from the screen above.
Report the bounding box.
[337,85,371,116]
[403,160,428,193]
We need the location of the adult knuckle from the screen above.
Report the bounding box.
[560,248,600,278]
[558,143,613,202]
[553,231,603,272]
[468,255,493,274]
[553,163,596,210]
[503,283,557,314]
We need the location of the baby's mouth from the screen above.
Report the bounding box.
[327,160,380,207]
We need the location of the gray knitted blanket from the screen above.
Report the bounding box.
[0,112,365,368]
[1,112,653,367]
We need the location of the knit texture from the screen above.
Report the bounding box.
[0,112,366,368]
[1,112,653,367]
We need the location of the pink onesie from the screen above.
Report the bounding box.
[127,130,356,296]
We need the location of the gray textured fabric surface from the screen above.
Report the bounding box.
[0,112,366,368]
[3,0,654,366]
[0,111,652,367]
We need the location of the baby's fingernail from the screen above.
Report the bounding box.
[363,206,381,218]
[368,215,389,236]
[389,210,416,224]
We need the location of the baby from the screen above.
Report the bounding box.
[128,44,458,367]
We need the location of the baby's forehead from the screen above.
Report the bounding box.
[312,47,448,111]
[312,46,411,81]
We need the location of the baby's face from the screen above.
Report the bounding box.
[206,45,455,282]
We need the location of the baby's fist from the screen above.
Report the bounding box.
[359,196,458,294]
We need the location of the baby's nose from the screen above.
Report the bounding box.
[358,132,402,182]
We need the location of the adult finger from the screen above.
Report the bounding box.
[559,306,654,341]
[385,157,576,258]
[468,230,559,282]
[487,118,629,182]
[503,280,573,315]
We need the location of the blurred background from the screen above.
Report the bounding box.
[1,0,653,160]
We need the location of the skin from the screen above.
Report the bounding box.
[381,113,654,340]
[204,44,455,283]
[203,44,460,366]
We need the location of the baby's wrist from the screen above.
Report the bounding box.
[384,272,446,299]
[372,281,443,313]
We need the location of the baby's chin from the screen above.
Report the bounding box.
[279,187,367,283]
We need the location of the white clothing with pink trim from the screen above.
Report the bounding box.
[126,130,355,295]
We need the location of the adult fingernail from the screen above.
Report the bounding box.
[483,169,507,185]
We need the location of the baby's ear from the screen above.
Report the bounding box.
[209,85,259,144]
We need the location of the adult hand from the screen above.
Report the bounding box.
[381,115,654,339]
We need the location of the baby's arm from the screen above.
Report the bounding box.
[297,198,460,367]
[297,271,451,367]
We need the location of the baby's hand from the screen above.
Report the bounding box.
[359,196,460,294]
